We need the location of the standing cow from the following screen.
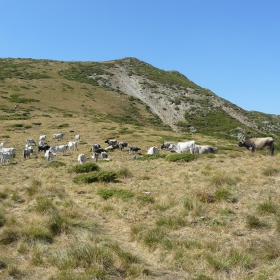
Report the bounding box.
[237,137,274,156]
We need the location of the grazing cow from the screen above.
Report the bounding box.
[23,149,31,159]
[192,145,218,154]
[45,150,57,162]
[1,147,15,156]
[237,137,274,156]
[100,151,108,160]
[169,140,195,153]
[26,138,36,146]
[161,142,174,150]
[25,145,34,155]
[50,145,68,155]
[0,151,13,165]
[39,135,46,142]
[147,146,160,155]
[91,144,101,152]
[105,139,117,146]
[38,145,50,152]
[92,152,99,162]
[75,135,80,142]
[68,141,78,151]
[78,154,87,165]
[119,142,128,151]
[129,147,141,154]
[53,133,65,141]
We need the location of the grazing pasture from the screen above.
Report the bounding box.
[0,58,280,279]
[0,113,280,280]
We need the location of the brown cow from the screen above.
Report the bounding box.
[237,137,274,156]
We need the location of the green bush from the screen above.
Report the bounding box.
[73,171,117,184]
[246,215,268,229]
[70,163,99,173]
[166,153,197,162]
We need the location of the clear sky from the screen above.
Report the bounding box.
[1,0,279,115]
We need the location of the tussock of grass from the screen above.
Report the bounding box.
[257,200,278,214]
[262,166,280,176]
[73,171,117,184]
[246,215,268,229]
[209,172,239,187]
[45,161,66,168]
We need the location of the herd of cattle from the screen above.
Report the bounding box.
[0,133,275,166]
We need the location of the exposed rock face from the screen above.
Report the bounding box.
[88,58,280,133]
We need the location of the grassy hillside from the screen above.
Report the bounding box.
[0,58,280,280]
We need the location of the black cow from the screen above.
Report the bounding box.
[129,147,141,154]
[38,145,50,152]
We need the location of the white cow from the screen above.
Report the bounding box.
[50,145,68,155]
[147,146,160,155]
[104,139,117,146]
[0,147,15,156]
[53,133,65,141]
[0,152,13,165]
[0,142,5,148]
[75,135,80,142]
[100,151,108,160]
[78,154,87,165]
[169,140,195,153]
[45,150,57,162]
[39,135,46,142]
[192,145,218,154]
[26,138,36,146]
[23,149,31,159]
[68,141,78,151]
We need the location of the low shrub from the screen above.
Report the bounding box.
[166,153,197,162]
[70,163,99,173]
[73,171,117,184]
[262,166,280,176]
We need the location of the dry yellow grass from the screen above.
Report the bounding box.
[0,60,280,279]
[1,108,280,280]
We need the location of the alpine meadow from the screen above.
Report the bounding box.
[0,57,280,280]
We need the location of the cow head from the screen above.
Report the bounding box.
[237,140,246,147]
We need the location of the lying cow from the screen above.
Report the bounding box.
[169,140,195,153]
[100,151,109,160]
[78,154,87,165]
[147,146,159,155]
[105,139,117,146]
[161,142,174,150]
[237,137,274,156]
[192,145,218,154]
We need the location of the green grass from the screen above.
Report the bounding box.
[73,171,117,184]
[97,188,134,200]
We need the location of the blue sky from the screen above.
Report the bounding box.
[1,0,279,115]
